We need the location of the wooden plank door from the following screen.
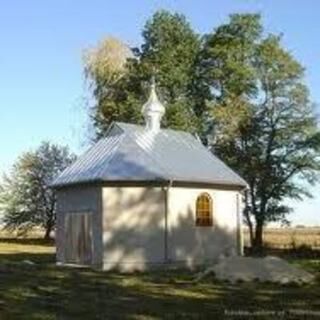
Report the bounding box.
[64,212,93,265]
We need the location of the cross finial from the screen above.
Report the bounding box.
[141,76,165,132]
[151,74,156,89]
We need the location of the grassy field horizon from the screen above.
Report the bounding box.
[243,226,320,251]
[2,226,320,249]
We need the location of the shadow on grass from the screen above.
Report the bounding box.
[0,252,55,264]
[0,251,320,319]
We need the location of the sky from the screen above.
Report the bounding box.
[0,0,319,226]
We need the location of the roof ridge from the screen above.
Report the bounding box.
[115,121,195,136]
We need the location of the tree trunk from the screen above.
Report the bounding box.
[243,206,254,247]
[248,220,254,248]
[44,223,53,240]
[252,220,264,253]
[44,208,55,240]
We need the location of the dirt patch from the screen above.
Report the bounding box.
[196,256,315,284]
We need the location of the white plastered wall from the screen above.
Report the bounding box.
[102,185,241,271]
[102,186,165,271]
[167,187,240,268]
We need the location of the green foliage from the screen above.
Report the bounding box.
[200,14,262,99]
[0,142,75,238]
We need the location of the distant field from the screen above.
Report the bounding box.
[0,227,46,238]
[244,227,320,249]
[1,227,320,249]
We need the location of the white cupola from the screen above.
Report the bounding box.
[142,78,165,132]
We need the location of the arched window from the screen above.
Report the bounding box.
[196,193,213,226]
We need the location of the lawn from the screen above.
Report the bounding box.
[0,240,320,319]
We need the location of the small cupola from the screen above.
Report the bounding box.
[142,78,165,132]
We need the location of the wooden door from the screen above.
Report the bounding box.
[64,212,93,265]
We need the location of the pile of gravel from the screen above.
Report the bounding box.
[195,256,314,284]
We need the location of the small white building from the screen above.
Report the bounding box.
[52,82,247,271]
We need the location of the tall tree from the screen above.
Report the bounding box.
[138,10,203,131]
[201,14,320,250]
[84,10,203,139]
[0,142,75,239]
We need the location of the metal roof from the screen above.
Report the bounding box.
[52,122,247,188]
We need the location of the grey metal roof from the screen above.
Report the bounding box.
[52,122,247,188]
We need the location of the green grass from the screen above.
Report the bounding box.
[0,240,320,319]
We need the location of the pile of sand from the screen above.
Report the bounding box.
[195,256,314,284]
